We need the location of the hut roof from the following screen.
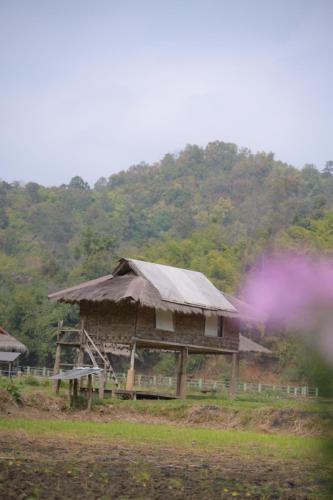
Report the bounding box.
[115,259,236,313]
[49,258,238,317]
[239,334,271,354]
[0,326,28,354]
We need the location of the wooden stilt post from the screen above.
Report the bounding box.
[176,347,188,399]
[77,343,84,367]
[53,320,63,394]
[176,352,181,396]
[98,367,106,399]
[230,353,240,398]
[77,326,85,389]
[126,342,136,391]
[53,343,62,394]
[68,379,73,407]
[73,378,78,398]
[87,374,92,410]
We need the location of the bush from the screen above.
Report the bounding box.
[6,381,22,403]
[23,376,41,386]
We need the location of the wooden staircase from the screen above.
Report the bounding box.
[83,329,119,388]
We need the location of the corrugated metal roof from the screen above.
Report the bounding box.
[127,259,236,313]
[0,351,21,362]
[51,367,102,380]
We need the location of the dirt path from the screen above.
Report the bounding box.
[0,432,331,499]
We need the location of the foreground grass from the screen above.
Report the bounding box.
[0,416,325,461]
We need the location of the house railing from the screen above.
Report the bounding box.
[0,365,320,398]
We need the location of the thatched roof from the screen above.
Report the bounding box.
[239,334,271,354]
[49,258,238,318]
[0,326,28,354]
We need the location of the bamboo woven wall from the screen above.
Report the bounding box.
[80,301,240,351]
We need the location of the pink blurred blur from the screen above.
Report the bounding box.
[243,253,333,365]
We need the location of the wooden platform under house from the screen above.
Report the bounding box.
[48,258,270,399]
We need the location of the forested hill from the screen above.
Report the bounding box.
[1,141,333,365]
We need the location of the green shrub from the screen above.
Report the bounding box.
[23,376,41,386]
[6,381,22,403]
[71,395,87,410]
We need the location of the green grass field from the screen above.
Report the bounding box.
[0,415,325,460]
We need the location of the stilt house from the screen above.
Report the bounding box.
[49,258,268,398]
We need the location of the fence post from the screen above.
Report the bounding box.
[258,383,262,393]
[315,387,319,397]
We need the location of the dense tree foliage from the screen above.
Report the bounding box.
[0,141,332,384]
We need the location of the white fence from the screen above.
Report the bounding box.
[0,366,320,398]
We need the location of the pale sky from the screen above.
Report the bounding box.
[0,0,332,186]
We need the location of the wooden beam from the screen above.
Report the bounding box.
[55,342,80,347]
[133,337,237,355]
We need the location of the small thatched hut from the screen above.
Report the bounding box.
[49,258,269,398]
[0,326,28,353]
[0,326,28,377]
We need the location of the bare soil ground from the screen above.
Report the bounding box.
[0,432,331,500]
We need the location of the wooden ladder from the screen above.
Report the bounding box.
[83,329,119,388]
